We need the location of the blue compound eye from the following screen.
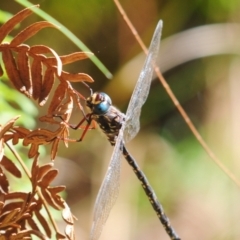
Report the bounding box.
[90,92,112,115]
[95,101,109,114]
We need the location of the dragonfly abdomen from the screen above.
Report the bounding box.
[122,145,181,240]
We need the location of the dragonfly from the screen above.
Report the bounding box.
[63,20,180,240]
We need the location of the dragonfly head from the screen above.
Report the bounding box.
[86,92,112,115]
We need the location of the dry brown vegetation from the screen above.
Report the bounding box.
[0,5,95,239]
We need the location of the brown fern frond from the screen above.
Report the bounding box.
[0,116,21,162]
[9,229,47,240]
[62,202,75,240]
[0,5,39,43]
[1,156,21,178]
[0,167,9,194]
[0,62,4,76]
[37,163,55,181]
[0,6,94,108]
[16,45,32,95]
[26,218,42,237]
[62,203,74,225]
[40,189,62,210]
[45,51,93,65]
[56,231,67,240]
[39,169,58,188]
[0,5,99,239]
[10,21,59,47]
[30,57,43,100]
[51,138,61,159]
[61,71,94,83]
[0,117,76,239]
[22,124,69,159]
[29,45,62,76]
[2,46,27,95]
[0,6,94,165]
[39,67,55,106]
[34,209,51,238]
[0,117,20,136]
[47,81,68,116]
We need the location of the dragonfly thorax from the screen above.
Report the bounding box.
[86,92,112,115]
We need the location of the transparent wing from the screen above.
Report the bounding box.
[90,129,123,240]
[124,20,163,142]
[90,20,163,240]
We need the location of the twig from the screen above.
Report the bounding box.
[113,0,240,188]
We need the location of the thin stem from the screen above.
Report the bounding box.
[113,0,240,188]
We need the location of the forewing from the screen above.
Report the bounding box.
[90,20,163,240]
[90,129,124,240]
[124,20,163,142]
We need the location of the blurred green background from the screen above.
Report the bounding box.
[1,0,240,239]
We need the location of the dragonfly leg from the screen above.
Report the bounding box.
[54,114,96,141]
[76,117,95,141]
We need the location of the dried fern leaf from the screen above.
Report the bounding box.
[0,168,9,193]
[48,186,66,195]
[61,71,94,83]
[0,63,3,76]
[5,191,29,200]
[56,231,67,239]
[12,131,20,145]
[10,21,59,46]
[37,163,54,181]
[28,201,38,212]
[3,133,14,143]
[0,5,39,43]
[12,229,47,240]
[28,143,39,159]
[39,67,55,106]
[31,58,42,100]
[38,115,61,125]
[16,45,32,96]
[2,202,24,213]
[62,204,74,225]
[1,156,22,178]
[53,194,65,209]
[30,45,62,76]
[63,127,70,148]
[51,138,60,160]
[0,199,3,213]
[39,169,58,187]
[30,154,39,190]
[13,126,31,138]
[48,82,67,115]
[34,210,51,238]
[1,208,20,224]
[0,116,20,138]
[51,94,73,121]
[26,218,41,235]
[40,188,61,210]
[0,137,3,162]
[46,52,93,65]
[24,128,56,144]
[2,48,27,94]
